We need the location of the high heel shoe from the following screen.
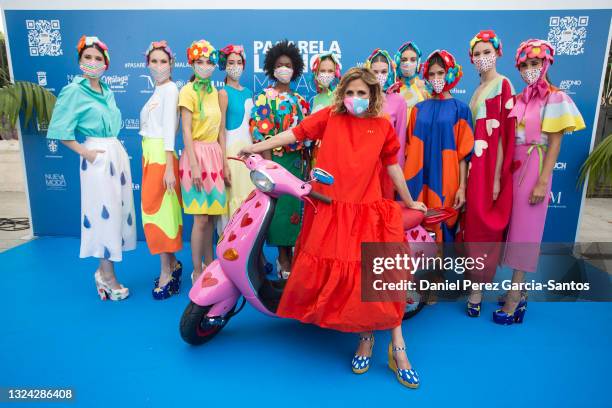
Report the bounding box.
[466,300,481,317]
[493,299,527,325]
[351,335,374,374]
[95,270,129,301]
[388,342,420,389]
[152,260,183,300]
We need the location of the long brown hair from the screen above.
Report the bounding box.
[332,67,384,118]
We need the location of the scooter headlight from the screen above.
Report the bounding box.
[250,170,274,192]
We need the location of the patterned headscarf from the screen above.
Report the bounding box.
[219,44,246,71]
[144,40,175,65]
[77,36,110,68]
[394,41,423,82]
[469,30,503,63]
[365,48,401,93]
[311,52,342,93]
[422,49,463,99]
[510,39,556,145]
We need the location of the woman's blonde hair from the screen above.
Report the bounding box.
[332,67,384,118]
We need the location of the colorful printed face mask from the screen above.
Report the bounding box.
[400,61,417,78]
[226,65,243,81]
[343,96,369,116]
[429,78,446,94]
[80,61,106,79]
[194,63,214,79]
[149,65,171,83]
[474,54,496,74]
[317,72,335,88]
[375,73,388,89]
[521,67,542,85]
[274,66,293,84]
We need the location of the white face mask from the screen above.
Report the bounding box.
[149,65,171,84]
[274,66,293,84]
[400,61,417,77]
[317,72,335,88]
[521,68,542,85]
[194,64,214,79]
[429,78,445,94]
[376,73,388,89]
[226,65,243,81]
[474,54,496,74]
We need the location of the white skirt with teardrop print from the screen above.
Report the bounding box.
[79,137,137,262]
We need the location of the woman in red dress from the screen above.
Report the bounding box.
[241,67,426,389]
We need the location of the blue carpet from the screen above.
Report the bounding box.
[1,237,611,407]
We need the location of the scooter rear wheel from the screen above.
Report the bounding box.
[180,301,236,345]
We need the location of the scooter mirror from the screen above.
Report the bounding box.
[311,168,334,185]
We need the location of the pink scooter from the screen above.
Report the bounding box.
[179,153,456,345]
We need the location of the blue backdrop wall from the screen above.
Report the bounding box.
[3,9,611,243]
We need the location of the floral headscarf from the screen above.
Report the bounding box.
[77,36,110,68]
[510,39,556,145]
[144,40,175,65]
[394,41,423,82]
[219,44,246,71]
[365,48,401,93]
[187,39,219,66]
[469,30,503,63]
[422,49,463,98]
[311,52,342,93]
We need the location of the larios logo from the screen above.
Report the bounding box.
[559,80,582,95]
[44,173,67,190]
[252,40,342,94]
[121,119,140,130]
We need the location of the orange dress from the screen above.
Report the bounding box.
[277,107,406,332]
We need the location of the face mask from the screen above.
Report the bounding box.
[400,62,417,77]
[429,78,446,94]
[343,96,369,116]
[521,68,542,85]
[376,73,388,89]
[317,72,335,88]
[474,54,496,74]
[80,61,106,79]
[149,65,171,84]
[194,64,214,80]
[226,65,243,81]
[274,67,293,84]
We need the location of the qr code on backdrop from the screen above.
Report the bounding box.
[547,16,588,56]
[26,19,63,57]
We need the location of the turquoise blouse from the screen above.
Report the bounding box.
[47,76,121,140]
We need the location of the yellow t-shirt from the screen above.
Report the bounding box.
[178,82,221,142]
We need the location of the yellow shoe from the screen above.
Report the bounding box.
[387,342,419,388]
[351,335,374,374]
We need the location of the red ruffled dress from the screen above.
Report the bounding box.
[277,107,406,332]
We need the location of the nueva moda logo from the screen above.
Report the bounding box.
[44,173,67,190]
[26,19,62,57]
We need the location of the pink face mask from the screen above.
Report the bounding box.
[521,68,542,85]
[343,96,369,116]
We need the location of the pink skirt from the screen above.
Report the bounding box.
[502,144,552,272]
[179,141,228,215]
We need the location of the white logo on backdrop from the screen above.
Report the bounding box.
[37,71,47,86]
[548,191,565,208]
[44,173,67,190]
[47,139,58,153]
[102,75,129,93]
[140,75,187,94]
[558,79,582,95]
[26,20,63,57]
[121,119,140,130]
[548,16,588,56]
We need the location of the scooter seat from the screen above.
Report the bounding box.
[401,207,425,230]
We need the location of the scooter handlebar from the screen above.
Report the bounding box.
[307,190,332,204]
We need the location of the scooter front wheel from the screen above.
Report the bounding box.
[180,301,236,345]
